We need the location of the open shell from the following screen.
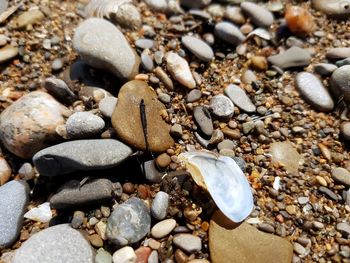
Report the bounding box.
[178,151,253,222]
[84,0,131,19]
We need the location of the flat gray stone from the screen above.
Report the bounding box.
[43,77,76,104]
[295,72,334,112]
[12,224,94,263]
[224,84,256,113]
[98,96,118,118]
[312,0,350,18]
[193,106,213,138]
[341,122,350,140]
[0,180,29,248]
[337,222,350,236]
[33,139,132,176]
[186,89,202,103]
[268,46,311,69]
[50,179,114,209]
[107,197,151,245]
[214,22,245,46]
[314,63,338,76]
[173,234,202,254]
[332,167,350,186]
[73,18,140,80]
[336,57,350,67]
[151,191,169,220]
[241,2,274,27]
[144,160,163,183]
[66,112,105,139]
[181,36,214,62]
[326,48,350,60]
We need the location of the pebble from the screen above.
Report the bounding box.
[293,242,307,256]
[71,211,85,229]
[285,6,315,36]
[326,48,350,60]
[258,223,275,233]
[50,178,114,209]
[224,84,256,112]
[12,224,94,263]
[144,160,163,183]
[112,80,174,153]
[89,234,103,247]
[330,65,350,98]
[99,97,118,118]
[107,197,151,245]
[193,106,214,137]
[214,22,245,46]
[66,112,105,139]
[155,67,174,90]
[173,234,202,254]
[135,39,154,49]
[0,45,18,63]
[135,247,152,263]
[24,202,52,223]
[0,35,8,47]
[170,124,183,137]
[151,191,169,220]
[341,122,350,140]
[251,56,268,71]
[314,63,337,76]
[270,141,301,174]
[319,186,340,201]
[267,46,311,69]
[148,251,158,263]
[0,157,11,185]
[0,91,67,159]
[73,18,140,80]
[166,52,196,89]
[158,93,171,104]
[332,167,350,186]
[225,6,245,25]
[186,89,202,103]
[209,94,234,120]
[312,0,350,18]
[155,153,171,169]
[336,222,350,236]
[241,69,257,84]
[295,72,334,112]
[217,139,234,151]
[43,77,76,104]
[180,0,211,9]
[0,180,29,248]
[96,248,113,263]
[18,163,35,181]
[51,58,63,71]
[336,57,350,67]
[33,139,132,176]
[181,35,214,62]
[112,246,136,263]
[145,0,168,11]
[240,2,274,27]
[151,219,177,239]
[12,9,44,29]
[141,52,154,72]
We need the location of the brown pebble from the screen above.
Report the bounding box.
[156,153,171,169]
[251,56,268,71]
[285,5,315,36]
[138,185,151,199]
[222,127,241,139]
[0,157,11,185]
[175,249,188,263]
[123,182,134,194]
[135,246,152,263]
[88,234,103,247]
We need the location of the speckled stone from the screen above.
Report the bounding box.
[0,91,67,159]
[151,191,169,220]
[209,94,234,120]
[66,112,105,139]
[193,106,214,138]
[111,80,174,153]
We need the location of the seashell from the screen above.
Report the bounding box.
[84,0,131,19]
[165,52,196,89]
[247,28,271,41]
[178,151,254,222]
[24,202,52,223]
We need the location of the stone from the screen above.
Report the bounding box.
[341,122,350,140]
[33,139,132,176]
[18,162,35,181]
[145,0,168,11]
[50,179,114,209]
[312,0,350,18]
[151,219,176,239]
[158,93,171,104]
[293,242,307,256]
[0,91,67,159]
[330,65,350,99]
[251,56,268,71]
[295,72,334,112]
[66,112,105,139]
[193,106,213,138]
[144,160,163,183]
[111,80,174,153]
[166,52,196,89]
[217,140,234,151]
[173,234,202,254]
[337,222,350,236]
[112,247,136,263]
[186,89,202,103]
[112,3,141,30]
[314,63,338,76]
[141,52,154,72]
[0,157,11,185]
[0,180,29,248]
[332,167,350,186]
[267,46,311,69]
[0,45,18,63]
[12,9,44,29]
[51,58,63,71]
[224,84,256,113]
[214,22,245,45]
[43,77,76,104]
[88,234,103,247]
[336,57,350,67]
[135,247,152,263]
[96,248,113,263]
[209,220,293,263]
[241,2,274,27]
[99,97,118,118]
[209,94,234,120]
[107,197,151,245]
[71,211,85,229]
[241,69,257,84]
[12,224,94,263]
[270,141,302,174]
[170,124,183,137]
[148,251,158,263]
[151,191,169,220]
[73,18,140,80]
[326,48,350,60]
[319,186,340,201]
[285,6,315,36]
[156,153,171,169]
[135,39,154,49]
[24,202,52,223]
[181,36,214,62]
[225,6,245,25]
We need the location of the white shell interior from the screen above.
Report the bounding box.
[179,151,254,222]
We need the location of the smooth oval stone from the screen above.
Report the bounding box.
[224,84,256,113]
[141,52,154,72]
[314,63,338,76]
[0,45,18,63]
[336,57,350,67]
[173,234,202,254]
[112,246,136,263]
[193,106,214,138]
[73,18,140,80]
[151,191,169,220]
[341,122,350,140]
[135,39,155,49]
[336,222,350,236]
[11,9,44,29]
[268,46,311,69]
[312,0,350,18]
[181,36,214,62]
[66,112,105,139]
[186,89,202,103]
[241,2,274,27]
[225,6,245,25]
[326,48,350,60]
[111,80,174,153]
[0,180,29,249]
[107,197,151,245]
[295,72,334,112]
[95,248,113,263]
[43,77,76,104]
[12,224,94,263]
[166,52,196,89]
[0,91,67,159]
[50,179,114,209]
[332,167,350,186]
[180,0,211,9]
[151,219,177,239]
[209,94,234,119]
[214,22,245,46]
[145,0,168,11]
[330,65,350,98]
[270,141,301,175]
[33,139,132,176]
[0,157,11,185]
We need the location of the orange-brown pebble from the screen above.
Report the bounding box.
[251,56,268,71]
[135,246,152,263]
[155,153,171,169]
[0,157,11,185]
[88,234,103,247]
[175,249,188,263]
[285,6,315,36]
[137,185,151,199]
[201,221,210,232]
[276,214,284,223]
[123,182,134,194]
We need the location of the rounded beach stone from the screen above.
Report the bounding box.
[332,167,350,186]
[240,2,274,27]
[112,246,136,263]
[209,94,234,120]
[181,36,214,62]
[0,157,11,185]
[214,22,245,46]
[151,219,176,239]
[224,84,256,113]
[193,106,214,138]
[151,191,169,220]
[0,91,67,159]
[66,112,105,139]
[173,234,202,254]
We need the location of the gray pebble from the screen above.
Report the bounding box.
[66,112,105,139]
[319,186,340,201]
[99,97,118,118]
[293,242,307,256]
[268,46,311,69]
[141,52,154,72]
[224,84,256,113]
[151,191,169,220]
[217,139,234,151]
[95,248,113,263]
[135,39,155,49]
[144,160,163,183]
[297,197,309,205]
[326,47,350,60]
[186,89,202,103]
[33,139,132,176]
[330,65,350,98]
[18,163,35,181]
[341,122,350,140]
[51,58,63,71]
[148,251,158,263]
[314,63,337,76]
[43,77,76,104]
[337,222,350,236]
[336,57,350,67]
[71,211,85,229]
[214,22,245,46]
[193,106,213,137]
[332,167,350,186]
[180,0,211,9]
[173,234,202,254]
[209,94,234,120]
[158,93,171,104]
[170,124,183,137]
[241,2,274,27]
[181,35,214,62]
[258,223,275,233]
